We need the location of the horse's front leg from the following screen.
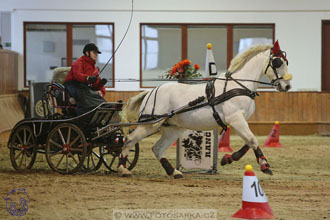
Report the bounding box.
[221,112,273,175]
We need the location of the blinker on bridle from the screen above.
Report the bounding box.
[264,48,289,86]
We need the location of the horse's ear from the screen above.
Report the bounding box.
[272,40,281,55]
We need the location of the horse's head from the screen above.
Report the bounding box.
[264,40,292,92]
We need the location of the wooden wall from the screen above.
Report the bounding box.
[104,90,330,135]
[0,50,24,133]
[104,91,141,103]
[0,50,18,95]
[248,92,330,135]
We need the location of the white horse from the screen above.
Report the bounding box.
[117,41,292,178]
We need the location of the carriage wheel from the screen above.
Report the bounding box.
[81,146,103,172]
[45,123,87,174]
[101,143,139,173]
[9,125,37,170]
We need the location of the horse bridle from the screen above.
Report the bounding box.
[264,48,289,87]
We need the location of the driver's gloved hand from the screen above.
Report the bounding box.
[87,75,98,84]
[100,78,108,85]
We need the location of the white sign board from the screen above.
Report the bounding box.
[176,129,218,173]
[242,176,268,203]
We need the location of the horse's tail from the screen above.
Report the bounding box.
[120,90,149,124]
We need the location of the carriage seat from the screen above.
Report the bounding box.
[53,67,71,85]
[51,67,76,104]
[49,67,77,117]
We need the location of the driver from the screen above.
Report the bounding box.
[64,43,107,115]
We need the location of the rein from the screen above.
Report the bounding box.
[98,0,134,75]
[137,47,288,130]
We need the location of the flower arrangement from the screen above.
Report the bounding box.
[161,59,202,79]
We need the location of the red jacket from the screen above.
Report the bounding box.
[65,55,106,96]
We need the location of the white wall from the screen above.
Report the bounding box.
[3,0,330,91]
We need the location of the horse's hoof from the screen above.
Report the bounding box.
[262,168,273,176]
[173,169,183,179]
[220,154,233,166]
[261,163,273,175]
[118,165,132,177]
[174,174,183,179]
[120,173,132,177]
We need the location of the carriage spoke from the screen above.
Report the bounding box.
[18,152,24,168]
[66,154,69,172]
[49,150,62,158]
[49,139,63,149]
[57,129,66,145]
[11,146,22,150]
[109,156,116,169]
[69,153,79,165]
[24,153,27,167]
[55,154,65,169]
[14,150,23,160]
[70,148,83,153]
[66,127,71,144]
[69,136,80,147]
[23,128,27,144]
[91,153,96,168]
[16,133,23,146]
[92,151,101,160]
[86,154,90,169]
[25,149,32,157]
[26,145,34,149]
[26,133,32,145]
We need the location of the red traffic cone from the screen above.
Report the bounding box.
[218,126,233,152]
[232,165,274,219]
[264,121,282,147]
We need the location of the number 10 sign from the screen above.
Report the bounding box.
[242,176,268,203]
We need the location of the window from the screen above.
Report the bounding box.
[24,22,114,87]
[187,25,227,76]
[140,23,274,88]
[141,25,182,87]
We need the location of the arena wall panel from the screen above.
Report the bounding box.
[0,50,18,95]
[0,50,24,133]
[0,95,24,133]
[104,91,330,135]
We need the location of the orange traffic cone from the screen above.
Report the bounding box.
[232,164,274,219]
[264,121,282,147]
[218,126,233,152]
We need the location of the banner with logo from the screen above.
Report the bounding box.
[176,129,218,173]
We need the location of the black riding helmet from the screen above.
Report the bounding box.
[83,43,102,55]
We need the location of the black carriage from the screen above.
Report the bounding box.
[7,81,139,174]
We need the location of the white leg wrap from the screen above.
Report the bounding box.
[118,165,132,177]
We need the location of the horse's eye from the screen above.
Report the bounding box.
[272,58,283,68]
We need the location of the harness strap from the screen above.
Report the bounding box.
[206,79,227,130]
[139,79,258,125]
[206,78,258,130]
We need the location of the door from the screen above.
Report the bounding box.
[322,21,330,91]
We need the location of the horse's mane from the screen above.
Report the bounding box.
[228,44,272,73]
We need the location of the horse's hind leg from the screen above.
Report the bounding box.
[118,122,163,176]
[222,112,273,175]
[152,126,184,179]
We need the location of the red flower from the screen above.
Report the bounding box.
[178,61,184,68]
[183,59,191,65]
[171,64,178,75]
[194,64,200,70]
[178,67,184,73]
